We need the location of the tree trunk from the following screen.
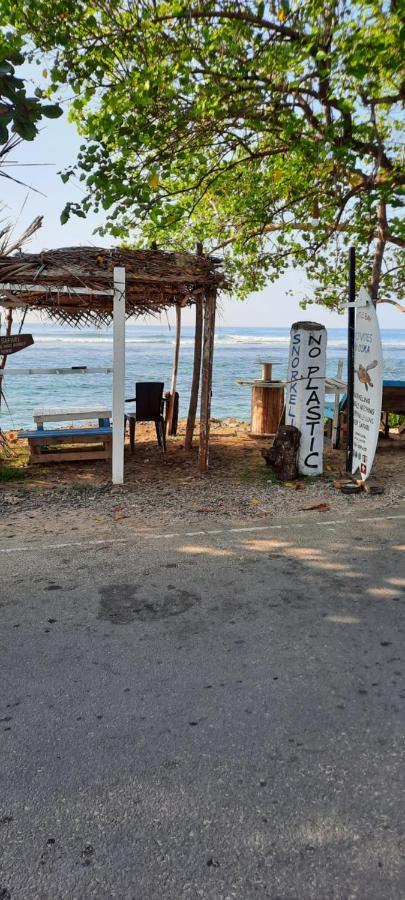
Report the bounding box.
[262,425,301,481]
[185,300,203,449]
[198,289,216,472]
[369,200,387,304]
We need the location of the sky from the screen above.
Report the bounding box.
[2,101,402,331]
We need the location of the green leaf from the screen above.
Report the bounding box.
[41,104,63,119]
[12,119,37,140]
[0,121,9,142]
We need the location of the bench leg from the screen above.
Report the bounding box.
[28,440,43,464]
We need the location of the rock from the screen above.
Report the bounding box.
[362,477,385,495]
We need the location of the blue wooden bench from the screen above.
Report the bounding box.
[19,425,113,464]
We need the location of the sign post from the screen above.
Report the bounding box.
[285,321,327,475]
[352,288,383,480]
[0,334,33,356]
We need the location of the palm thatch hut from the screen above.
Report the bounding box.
[0,245,224,482]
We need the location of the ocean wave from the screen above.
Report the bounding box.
[31,333,405,350]
[33,335,174,345]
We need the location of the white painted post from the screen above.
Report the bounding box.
[285,321,327,475]
[112,267,126,484]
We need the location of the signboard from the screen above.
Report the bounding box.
[0,334,33,355]
[285,321,327,475]
[352,288,383,480]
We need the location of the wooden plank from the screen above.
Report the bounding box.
[29,448,111,464]
[0,282,114,297]
[382,386,405,414]
[25,432,112,445]
[198,290,216,472]
[33,405,112,423]
[185,300,203,450]
[167,304,181,435]
[4,367,113,376]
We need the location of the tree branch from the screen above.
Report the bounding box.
[150,8,303,42]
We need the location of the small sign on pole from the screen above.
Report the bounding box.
[285,321,327,475]
[352,288,383,480]
[0,334,34,355]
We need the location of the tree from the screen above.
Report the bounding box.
[4,0,404,308]
[0,30,62,191]
[0,32,62,386]
[0,34,62,144]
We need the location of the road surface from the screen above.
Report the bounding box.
[1,508,404,899]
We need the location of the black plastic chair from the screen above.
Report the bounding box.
[125,382,167,452]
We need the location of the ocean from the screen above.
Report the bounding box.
[1,323,404,430]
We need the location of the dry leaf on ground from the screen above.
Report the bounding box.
[299,502,331,512]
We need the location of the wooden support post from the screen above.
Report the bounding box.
[112,266,125,485]
[331,360,343,449]
[167,304,181,435]
[0,307,13,419]
[198,290,216,472]
[185,300,203,449]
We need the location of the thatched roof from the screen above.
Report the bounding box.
[0,246,224,325]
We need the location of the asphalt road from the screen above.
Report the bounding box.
[1,508,405,900]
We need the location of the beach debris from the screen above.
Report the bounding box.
[340,483,362,495]
[362,476,385,495]
[299,502,331,512]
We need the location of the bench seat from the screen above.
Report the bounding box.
[19,425,112,464]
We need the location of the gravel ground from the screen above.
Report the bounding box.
[1,420,404,527]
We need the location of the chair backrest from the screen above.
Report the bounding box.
[136,382,164,421]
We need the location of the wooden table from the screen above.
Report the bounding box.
[33,405,112,428]
[20,405,113,464]
[237,375,346,441]
[237,361,285,436]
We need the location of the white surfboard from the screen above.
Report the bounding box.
[352,288,383,480]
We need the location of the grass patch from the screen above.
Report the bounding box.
[388,414,405,428]
[0,439,29,482]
